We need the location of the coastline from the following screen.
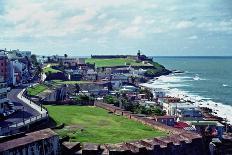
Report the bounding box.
[141,73,232,125]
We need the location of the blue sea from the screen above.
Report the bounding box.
[145,56,232,124]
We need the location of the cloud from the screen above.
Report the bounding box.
[120,26,144,38]
[0,0,231,56]
[188,35,198,40]
[176,21,194,29]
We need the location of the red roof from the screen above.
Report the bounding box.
[174,122,189,129]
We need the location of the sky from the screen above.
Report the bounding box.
[0,0,232,56]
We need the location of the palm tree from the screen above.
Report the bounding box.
[64,54,68,58]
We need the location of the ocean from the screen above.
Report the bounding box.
[143,56,232,124]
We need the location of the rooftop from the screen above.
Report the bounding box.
[0,128,57,152]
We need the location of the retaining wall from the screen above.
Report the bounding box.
[89,101,206,155]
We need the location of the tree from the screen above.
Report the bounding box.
[140,88,153,101]
[75,84,80,94]
[151,107,165,116]
[37,65,43,77]
[64,54,68,58]
[31,54,38,66]
[104,95,120,106]
[144,69,158,77]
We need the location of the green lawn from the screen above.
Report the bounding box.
[46,105,166,144]
[27,84,48,96]
[85,58,152,67]
[43,66,61,74]
[52,80,91,85]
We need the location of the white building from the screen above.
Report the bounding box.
[163,102,196,116]
[8,60,23,86]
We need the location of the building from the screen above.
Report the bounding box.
[159,97,181,104]
[60,57,86,67]
[162,101,197,116]
[0,52,9,81]
[0,77,15,117]
[85,69,97,81]
[177,108,203,121]
[187,121,224,140]
[8,60,23,86]
[152,115,176,126]
[153,89,166,99]
[0,128,60,154]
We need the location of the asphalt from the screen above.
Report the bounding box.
[0,87,40,128]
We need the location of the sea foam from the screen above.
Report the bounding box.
[141,74,232,125]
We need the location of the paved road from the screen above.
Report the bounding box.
[0,87,40,128]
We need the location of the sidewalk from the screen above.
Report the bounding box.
[17,89,47,115]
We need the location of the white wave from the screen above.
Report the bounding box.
[143,75,232,125]
[222,84,229,87]
[193,76,200,81]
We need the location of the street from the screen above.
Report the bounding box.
[0,87,40,128]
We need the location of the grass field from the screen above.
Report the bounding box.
[27,84,48,96]
[52,80,91,85]
[85,58,152,67]
[46,105,166,144]
[43,66,61,74]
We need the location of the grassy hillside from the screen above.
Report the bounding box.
[27,84,48,96]
[46,105,166,144]
[85,58,153,67]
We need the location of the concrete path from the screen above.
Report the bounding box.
[17,88,47,115]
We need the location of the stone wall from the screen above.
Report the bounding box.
[0,129,60,155]
[89,101,206,155]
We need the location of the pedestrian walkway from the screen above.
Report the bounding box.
[17,88,47,115]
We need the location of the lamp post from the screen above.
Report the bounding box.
[40,97,43,111]
[22,106,25,123]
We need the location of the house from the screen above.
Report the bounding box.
[70,72,83,81]
[0,128,60,154]
[152,115,176,127]
[177,108,203,121]
[85,69,97,81]
[162,101,197,116]
[112,67,130,74]
[152,89,166,99]
[111,74,129,89]
[130,68,147,76]
[187,121,224,140]
[139,100,159,107]
[97,72,111,81]
[66,69,83,81]
[159,97,181,103]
